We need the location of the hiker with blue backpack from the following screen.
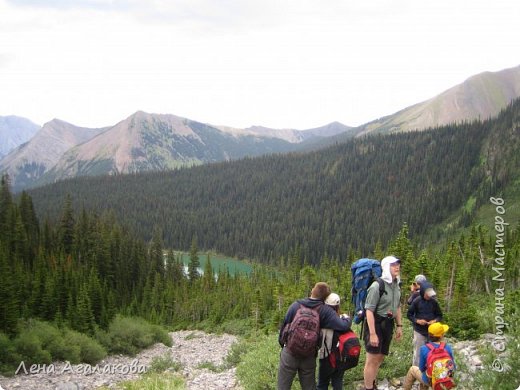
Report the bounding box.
[358,256,403,390]
[403,322,456,390]
[278,282,351,390]
[317,293,360,390]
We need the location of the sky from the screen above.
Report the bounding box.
[0,0,519,130]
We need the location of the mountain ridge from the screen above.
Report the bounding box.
[2,64,520,191]
[0,119,107,191]
[305,64,520,149]
[0,115,40,158]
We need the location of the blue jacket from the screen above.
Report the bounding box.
[407,282,443,336]
[278,297,351,347]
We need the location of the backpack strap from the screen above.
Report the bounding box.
[376,278,387,297]
[426,342,445,351]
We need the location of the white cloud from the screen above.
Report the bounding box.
[0,0,519,129]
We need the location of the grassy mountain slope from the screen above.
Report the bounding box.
[306,65,520,151]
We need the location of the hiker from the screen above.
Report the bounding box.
[362,256,402,390]
[407,281,443,366]
[403,322,456,390]
[406,274,427,305]
[278,282,351,390]
[317,293,353,390]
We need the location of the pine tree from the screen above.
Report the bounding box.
[75,284,96,335]
[0,247,19,335]
[0,174,13,232]
[149,228,164,277]
[188,236,200,282]
[165,250,184,285]
[59,195,75,255]
[202,254,214,290]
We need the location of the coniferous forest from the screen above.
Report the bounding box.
[0,100,519,386]
[26,99,520,264]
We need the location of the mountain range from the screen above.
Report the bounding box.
[1,64,520,192]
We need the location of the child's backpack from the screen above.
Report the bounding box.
[351,258,385,324]
[425,342,456,390]
[283,303,322,357]
[328,330,361,370]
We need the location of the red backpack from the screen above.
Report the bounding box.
[283,303,322,357]
[425,342,456,390]
[328,330,361,370]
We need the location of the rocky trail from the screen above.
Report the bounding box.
[0,331,492,390]
[0,330,241,390]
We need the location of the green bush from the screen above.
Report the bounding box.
[12,319,106,366]
[13,333,52,366]
[0,332,21,376]
[64,329,107,364]
[149,323,172,347]
[467,306,520,390]
[445,304,482,340]
[236,334,287,390]
[148,355,182,373]
[106,315,171,355]
[224,338,249,368]
[20,320,81,363]
[113,372,185,389]
[213,318,254,337]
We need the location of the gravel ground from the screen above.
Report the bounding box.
[0,330,242,390]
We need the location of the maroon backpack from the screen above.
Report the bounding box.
[284,303,322,357]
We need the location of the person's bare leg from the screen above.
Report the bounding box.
[363,353,384,388]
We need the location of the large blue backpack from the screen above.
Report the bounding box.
[351,258,385,324]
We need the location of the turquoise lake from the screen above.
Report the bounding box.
[174,252,253,275]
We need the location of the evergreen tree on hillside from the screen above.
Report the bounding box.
[0,247,19,335]
[59,194,75,255]
[202,254,214,290]
[149,228,164,277]
[188,236,200,282]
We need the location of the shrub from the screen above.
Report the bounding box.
[106,315,171,356]
[20,320,81,363]
[112,372,185,389]
[224,339,249,368]
[197,361,221,372]
[0,332,21,376]
[64,329,107,365]
[466,309,520,390]
[13,333,52,366]
[236,335,286,390]
[148,355,182,373]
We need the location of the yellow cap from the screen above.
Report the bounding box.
[428,322,449,337]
